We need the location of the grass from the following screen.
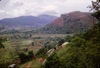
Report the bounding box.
[3,41,11,48]
[19,61,30,68]
[19,58,42,68]
[20,40,33,46]
[55,45,70,59]
[30,58,42,68]
[3,39,33,49]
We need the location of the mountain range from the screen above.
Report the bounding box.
[0,15,57,30]
[0,11,97,34]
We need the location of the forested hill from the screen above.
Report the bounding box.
[39,11,97,34]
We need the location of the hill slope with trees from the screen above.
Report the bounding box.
[39,11,97,34]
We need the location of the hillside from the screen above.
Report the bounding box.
[0,15,57,30]
[39,11,97,34]
[44,21,100,68]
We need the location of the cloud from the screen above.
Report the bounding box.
[43,5,58,12]
[0,11,12,20]
[0,0,10,9]
[0,10,4,13]
[13,2,24,7]
[0,0,92,19]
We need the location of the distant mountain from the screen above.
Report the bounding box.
[38,14,57,22]
[39,11,97,34]
[0,15,57,30]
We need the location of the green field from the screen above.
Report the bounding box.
[55,45,70,60]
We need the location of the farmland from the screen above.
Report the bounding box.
[2,34,67,50]
[0,33,68,67]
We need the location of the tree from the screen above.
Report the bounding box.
[90,0,100,21]
[32,42,34,46]
[44,53,61,68]
[0,48,18,68]
[18,53,28,63]
[28,51,34,60]
[36,47,48,57]
[0,38,5,48]
[0,42,4,48]
[58,39,64,46]
[65,35,72,42]
[70,36,85,47]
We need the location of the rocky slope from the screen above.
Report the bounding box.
[39,11,97,34]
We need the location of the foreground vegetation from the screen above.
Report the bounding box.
[44,0,100,67]
[44,22,100,68]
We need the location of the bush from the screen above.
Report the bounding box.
[0,48,18,68]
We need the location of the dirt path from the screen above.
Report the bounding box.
[26,61,32,68]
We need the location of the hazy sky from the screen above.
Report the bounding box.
[0,0,93,19]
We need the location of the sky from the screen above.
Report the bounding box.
[0,0,94,20]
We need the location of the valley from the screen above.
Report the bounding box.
[0,8,100,68]
[0,33,67,68]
